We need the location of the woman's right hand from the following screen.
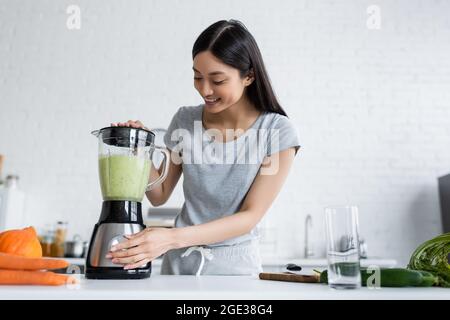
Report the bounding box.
[111,120,149,130]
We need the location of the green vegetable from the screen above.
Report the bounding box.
[407,233,450,287]
[319,264,437,287]
[417,270,440,287]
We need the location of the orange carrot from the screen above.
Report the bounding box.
[0,252,70,270]
[0,270,77,286]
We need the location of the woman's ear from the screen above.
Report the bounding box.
[244,69,255,86]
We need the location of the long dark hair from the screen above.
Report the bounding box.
[192,20,288,117]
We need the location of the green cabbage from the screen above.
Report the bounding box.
[407,233,450,287]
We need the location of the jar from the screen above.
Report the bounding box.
[38,224,55,257]
[41,234,54,257]
[51,221,67,257]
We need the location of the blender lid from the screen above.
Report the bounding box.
[91,126,155,147]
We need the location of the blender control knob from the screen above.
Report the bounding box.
[109,235,127,251]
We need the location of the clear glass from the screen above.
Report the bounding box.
[325,205,361,289]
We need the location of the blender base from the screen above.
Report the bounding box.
[85,264,151,280]
[85,201,151,279]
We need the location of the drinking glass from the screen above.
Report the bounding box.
[325,205,361,289]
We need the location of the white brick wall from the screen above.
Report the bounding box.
[1,0,449,266]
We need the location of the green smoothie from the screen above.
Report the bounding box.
[99,155,151,202]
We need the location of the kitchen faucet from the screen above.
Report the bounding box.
[304,214,314,258]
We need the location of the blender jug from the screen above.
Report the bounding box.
[92,126,169,200]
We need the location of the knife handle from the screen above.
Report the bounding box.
[259,272,320,283]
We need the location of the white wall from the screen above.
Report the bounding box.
[1,0,449,265]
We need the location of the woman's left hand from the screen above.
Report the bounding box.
[106,227,176,270]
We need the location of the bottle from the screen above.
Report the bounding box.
[0,171,25,231]
[51,221,68,257]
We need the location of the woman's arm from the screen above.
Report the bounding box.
[172,147,297,248]
[145,153,182,206]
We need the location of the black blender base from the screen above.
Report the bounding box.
[85,265,151,280]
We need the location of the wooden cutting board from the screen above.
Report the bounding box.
[259,272,320,283]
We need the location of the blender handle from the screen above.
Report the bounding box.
[146,146,170,191]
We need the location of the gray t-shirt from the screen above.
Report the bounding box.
[163,104,301,246]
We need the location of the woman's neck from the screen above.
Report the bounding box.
[203,95,260,131]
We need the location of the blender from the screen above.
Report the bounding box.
[85,126,169,279]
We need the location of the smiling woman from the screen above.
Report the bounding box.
[109,20,301,276]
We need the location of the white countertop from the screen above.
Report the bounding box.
[1,274,449,300]
[1,256,436,300]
